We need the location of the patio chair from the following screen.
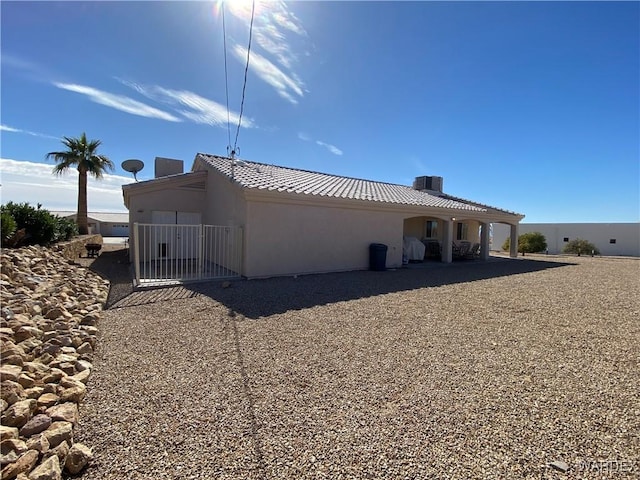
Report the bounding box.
[465,242,481,259]
[423,240,441,260]
[453,241,470,259]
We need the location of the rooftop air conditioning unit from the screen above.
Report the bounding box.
[413,176,443,193]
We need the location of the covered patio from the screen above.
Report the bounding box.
[402,214,521,264]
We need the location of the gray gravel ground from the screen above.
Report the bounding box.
[75,255,639,479]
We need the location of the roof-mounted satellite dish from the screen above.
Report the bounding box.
[121,159,145,181]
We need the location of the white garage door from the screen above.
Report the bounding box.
[109,224,129,236]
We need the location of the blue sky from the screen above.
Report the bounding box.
[1,1,638,222]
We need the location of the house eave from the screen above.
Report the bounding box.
[241,187,523,222]
[122,170,208,209]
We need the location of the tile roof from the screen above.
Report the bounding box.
[197,154,519,215]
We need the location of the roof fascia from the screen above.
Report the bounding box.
[242,188,523,221]
[122,170,207,209]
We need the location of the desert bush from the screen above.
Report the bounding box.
[1,211,17,247]
[563,238,600,256]
[54,216,79,242]
[0,202,77,247]
[502,231,547,253]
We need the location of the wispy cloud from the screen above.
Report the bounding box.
[117,79,254,129]
[298,132,343,156]
[53,82,182,122]
[226,1,308,104]
[1,124,59,140]
[271,6,307,37]
[0,53,57,84]
[411,157,429,174]
[254,24,293,70]
[233,45,303,104]
[5,53,239,128]
[1,54,38,71]
[0,158,132,211]
[316,140,343,156]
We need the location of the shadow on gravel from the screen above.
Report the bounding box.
[186,257,575,319]
[85,248,134,309]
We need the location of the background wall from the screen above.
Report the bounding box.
[492,223,640,256]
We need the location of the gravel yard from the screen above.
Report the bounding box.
[76,255,639,479]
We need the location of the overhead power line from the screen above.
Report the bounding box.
[232,0,256,157]
[221,4,232,153]
[221,0,256,159]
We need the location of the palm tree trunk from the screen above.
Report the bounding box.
[77,168,89,234]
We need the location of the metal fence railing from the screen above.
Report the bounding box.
[133,223,243,287]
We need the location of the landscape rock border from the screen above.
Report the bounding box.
[1,245,109,479]
[52,235,103,263]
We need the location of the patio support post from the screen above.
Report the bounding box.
[442,219,453,263]
[510,223,519,258]
[480,222,490,260]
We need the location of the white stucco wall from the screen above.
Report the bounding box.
[202,170,247,227]
[243,199,405,278]
[492,222,640,256]
[126,186,206,261]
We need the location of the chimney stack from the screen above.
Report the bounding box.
[154,157,184,178]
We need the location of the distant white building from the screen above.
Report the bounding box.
[491,223,640,257]
[50,211,129,237]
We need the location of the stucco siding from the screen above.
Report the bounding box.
[243,200,404,278]
[403,217,424,239]
[127,189,205,226]
[204,172,247,227]
[126,187,206,261]
[461,220,481,244]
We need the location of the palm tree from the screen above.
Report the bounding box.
[47,133,114,235]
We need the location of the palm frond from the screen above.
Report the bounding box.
[46,133,113,177]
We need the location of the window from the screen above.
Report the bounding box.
[610,239,616,244]
[563,237,569,242]
[425,220,438,239]
[456,223,468,241]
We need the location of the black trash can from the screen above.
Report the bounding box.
[369,243,388,271]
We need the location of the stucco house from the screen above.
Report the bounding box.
[122,154,524,282]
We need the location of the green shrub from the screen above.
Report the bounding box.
[563,238,600,256]
[502,231,547,254]
[1,211,17,246]
[0,202,78,247]
[54,216,78,242]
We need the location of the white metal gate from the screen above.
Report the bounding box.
[133,223,243,287]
